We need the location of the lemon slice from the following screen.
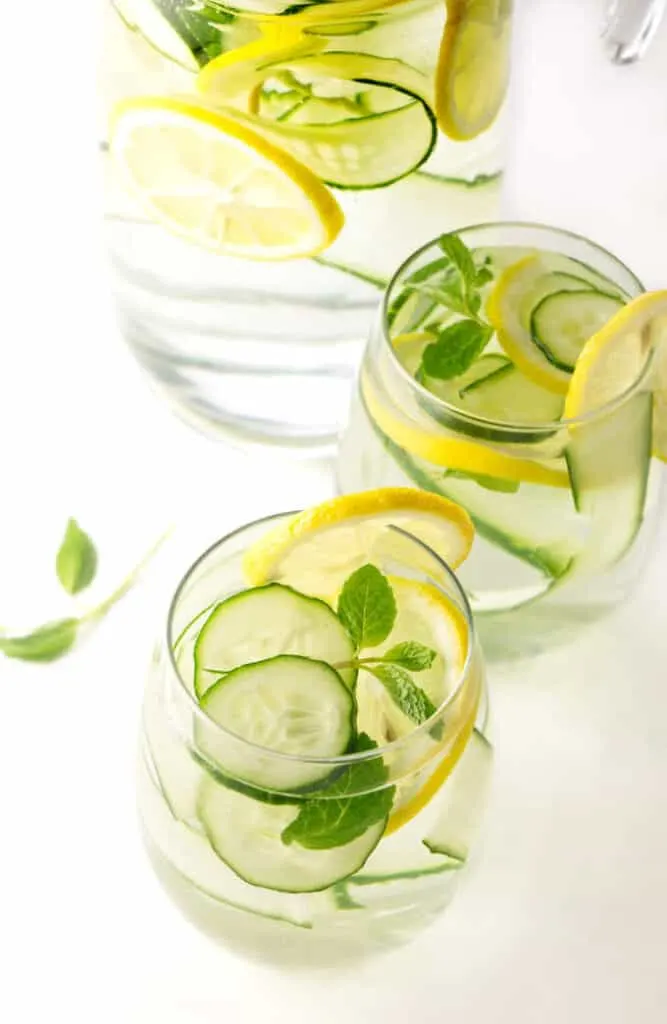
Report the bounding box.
[243,488,475,595]
[109,96,343,259]
[356,577,469,746]
[564,290,667,460]
[197,24,323,103]
[486,255,574,395]
[436,0,512,141]
[354,577,481,835]
[361,371,569,487]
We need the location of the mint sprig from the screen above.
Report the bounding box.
[281,733,395,850]
[0,529,169,664]
[399,233,495,381]
[334,565,440,727]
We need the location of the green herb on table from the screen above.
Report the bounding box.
[0,529,168,663]
[55,518,98,595]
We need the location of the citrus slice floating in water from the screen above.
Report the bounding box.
[109,96,343,259]
[436,0,513,141]
[564,290,667,461]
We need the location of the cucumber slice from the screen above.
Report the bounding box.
[138,751,317,926]
[365,402,578,579]
[457,354,513,394]
[541,253,627,299]
[198,776,385,892]
[198,655,355,790]
[225,53,436,189]
[531,290,625,373]
[565,391,652,578]
[113,0,226,69]
[143,678,202,828]
[423,729,492,861]
[193,583,355,698]
[425,361,564,427]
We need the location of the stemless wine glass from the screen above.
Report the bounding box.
[137,513,490,968]
[337,222,666,658]
[99,0,513,452]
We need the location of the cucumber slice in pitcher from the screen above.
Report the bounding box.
[531,290,625,373]
[113,0,227,69]
[193,583,356,698]
[198,655,355,791]
[423,729,493,861]
[198,776,386,893]
[202,52,436,189]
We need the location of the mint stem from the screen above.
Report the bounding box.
[312,256,387,290]
[81,528,172,626]
[402,283,486,326]
[332,656,393,670]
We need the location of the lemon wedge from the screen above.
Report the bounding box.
[436,0,512,141]
[109,96,343,259]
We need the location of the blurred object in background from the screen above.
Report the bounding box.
[602,0,666,63]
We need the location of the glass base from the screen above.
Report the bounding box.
[143,830,454,971]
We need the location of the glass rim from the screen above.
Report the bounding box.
[166,510,478,768]
[380,220,651,435]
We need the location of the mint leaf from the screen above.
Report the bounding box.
[444,469,520,494]
[475,265,494,287]
[421,320,492,380]
[438,232,479,299]
[381,641,437,671]
[337,564,396,649]
[281,733,395,850]
[367,665,436,725]
[0,619,78,662]
[56,518,98,595]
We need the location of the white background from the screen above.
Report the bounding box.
[1,1,667,1021]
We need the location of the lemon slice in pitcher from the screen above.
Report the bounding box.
[109,96,343,259]
[436,0,512,141]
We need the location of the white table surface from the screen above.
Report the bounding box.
[1,1,666,1021]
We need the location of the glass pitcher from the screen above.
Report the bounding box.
[100,0,514,452]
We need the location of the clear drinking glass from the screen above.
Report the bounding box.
[337,222,665,658]
[138,513,490,967]
[100,0,513,452]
